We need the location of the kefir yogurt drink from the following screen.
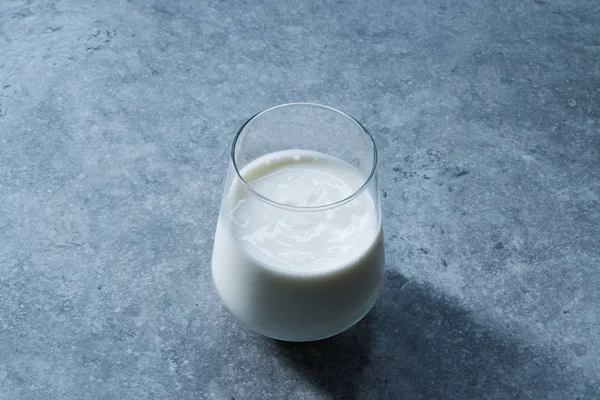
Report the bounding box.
[211,103,384,341]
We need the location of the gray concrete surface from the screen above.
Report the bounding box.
[1,0,599,399]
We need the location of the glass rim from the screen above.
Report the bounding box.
[231,102,378,212]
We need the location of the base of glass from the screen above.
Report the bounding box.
[230,284,382,342]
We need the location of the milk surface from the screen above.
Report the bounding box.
[212,150,384,341]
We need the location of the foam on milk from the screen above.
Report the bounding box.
[229,149,378,272]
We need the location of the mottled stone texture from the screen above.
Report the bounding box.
[0,0,599,399]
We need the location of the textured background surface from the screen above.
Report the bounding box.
[1,0,599,399]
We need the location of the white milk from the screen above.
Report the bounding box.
[212,149,384,341]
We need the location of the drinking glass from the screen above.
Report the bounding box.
[212,103,384,341]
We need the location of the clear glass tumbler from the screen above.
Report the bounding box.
[212,103,384,341]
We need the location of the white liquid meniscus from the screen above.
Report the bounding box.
[212,150,384,341]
